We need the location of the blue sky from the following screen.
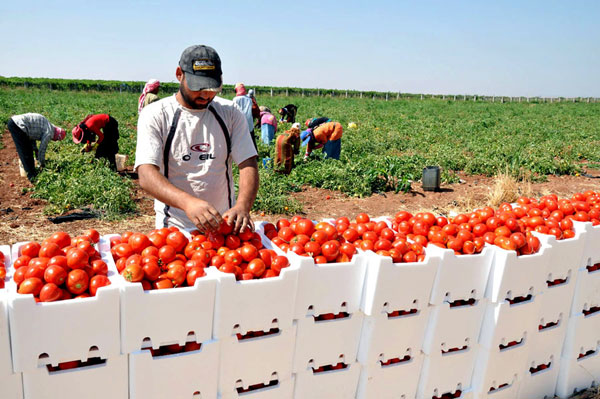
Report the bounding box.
[1,0,598,97]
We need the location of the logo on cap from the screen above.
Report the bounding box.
[193,59,215,71]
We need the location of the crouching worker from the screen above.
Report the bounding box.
[301,121,343,160]
[72,114,120,170]
[7,113,66,182]
[278,104,298,123]
[274,122,301,174]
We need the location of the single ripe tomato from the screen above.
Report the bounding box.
[89,275,111,296]
[20,242,41,258]
[67,269,89,295]
[129,233,151,254]
[84,229,100,244]
[49,231,72,249]
[186,267,206,286]
[39,283,63,302]
[18,277,44,296]
[271,256,290,273]
[246,258,266,278]
[44,265,68,285]
[67,248,89,270]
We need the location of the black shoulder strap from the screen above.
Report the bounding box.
[208,104,233,209]
[162,108,182,227]
[163,108,182,179]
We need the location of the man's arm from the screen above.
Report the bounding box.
[223,156,259,233]
[137,164,223,231]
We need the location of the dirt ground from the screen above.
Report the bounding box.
[1,132,600,245]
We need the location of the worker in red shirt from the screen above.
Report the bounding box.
[71,114,120,169]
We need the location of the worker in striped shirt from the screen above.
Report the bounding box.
[7,113,66,182]
[274,123,301,174]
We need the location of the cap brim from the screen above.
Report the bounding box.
[184,72,222,92]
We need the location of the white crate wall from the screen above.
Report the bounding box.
[294,362,361,399]
[22,355,128,399]
[0,371,23,399]
[129,340,219,399]
[356,351,424,399]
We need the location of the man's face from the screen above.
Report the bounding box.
[176,67,218,109]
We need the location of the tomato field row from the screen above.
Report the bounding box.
[1,85,600,218]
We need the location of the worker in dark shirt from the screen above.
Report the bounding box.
[278,104,298,123]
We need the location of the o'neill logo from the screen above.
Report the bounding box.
[191,143,210,152]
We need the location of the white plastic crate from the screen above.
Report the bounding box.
[292,250,367,319]
[422,299,487,355]
[517,353,560,399]
[8,242,121,373]
[561,308,600,367]
[294,362,361,399]
[574,220,600,266]
[485,243,552,303]
[427,245,494,305]
[361,250,439,317]
[0,371,23,399]
[478,296,541,351]
[99,235,218,353]
[129,339,219,399]
[417,345,480,399]
[357,306,430,365]
[220,377,294,399]
[356,351,424,399]
[528,286,572,363]
[294,312,364,373]
[218,325,295,395]
[212,257,299,340]
[570,265,600,319]
[0,246,11,377]
[532,228,586,282]
[22,355,128,399]
[556,351,600,398]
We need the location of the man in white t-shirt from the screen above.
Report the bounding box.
[135,45,259,233]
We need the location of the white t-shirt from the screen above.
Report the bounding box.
[232,95,254,133]
[135,95,258,230]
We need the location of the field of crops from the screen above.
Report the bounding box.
[1,84,599,219]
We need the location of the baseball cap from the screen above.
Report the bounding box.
[179,45,223,91]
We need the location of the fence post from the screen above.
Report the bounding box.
[346,90,348,98]
[302,89,304,97]
[397,92,400,100]
[270,88,273,97]
[360,92,363,98]
[318,89,320,96]
[386,93,389,101]
[473,95,477,101]
[420,94,423,100]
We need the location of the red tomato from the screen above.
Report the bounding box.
[39,243,62,259]
[142,262,161,281]
[112,243,134,260]
[66,269,89,295]
[247,259,266,277]
[166,264,186,286]
[271,256,290,273]
[49,232,72,249]
[158,245,177,265]
[18,277,44,296]
[20,242,41,258]
[154,279,173,289]
[321,240,340,261]
[224,250,242,266]
[166,231,188,253]
[66,248,89,270]
[186,267,206,286]
[90,275,112,296]
[44,265,67,285]
[295,219,315,236]
[240,244,259,262]
[39,283,63,302]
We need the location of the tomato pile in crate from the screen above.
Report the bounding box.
[12,230,110,301]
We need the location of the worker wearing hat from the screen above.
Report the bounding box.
[7,113,66,182]
[134,45,258,233]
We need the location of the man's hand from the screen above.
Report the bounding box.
[183,197,223,233]
[223,204,253,235]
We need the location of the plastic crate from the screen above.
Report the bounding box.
[361,250,439,317]
[427,245,494,305]
[532,228,586,282]
[472,372,521,399]
[22,355,128,399]
[98,235,218,353]
[0,371,23,399]
[570,265,600,319]
[212,256,299,340]
[8,242,121,373]
[218,325,295,395]
[417,345,480,399]
[292,250,367,319]
[357,306,430,365]
[129,340,219,399]
[485,243,552,303]
[293,312,364,373]
[294,362,361,399]
[574,220,600,266]
[517,353,560,399]
[356,351,424,399]
[556,351,600,398]
[0,246,12,376]
[422,299,487,356]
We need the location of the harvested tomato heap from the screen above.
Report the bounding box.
[0,250,7,289]
[13,229,110,301]
[264,213,425,264]
[111,223,290,287]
